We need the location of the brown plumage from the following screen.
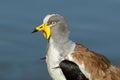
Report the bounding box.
[70,44,120,80]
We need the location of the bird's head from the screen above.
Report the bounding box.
[32,14,69,40]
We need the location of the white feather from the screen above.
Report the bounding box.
[46,38,66,80]
[46,38,76,80]
[43,14,56,23]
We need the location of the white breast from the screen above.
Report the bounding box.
[46,39,66,80]
[46,38,76,80]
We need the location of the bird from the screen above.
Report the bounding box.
[32,14,120,80]
[59,60,88,80]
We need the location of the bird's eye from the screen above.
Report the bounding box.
[51,21,56,25]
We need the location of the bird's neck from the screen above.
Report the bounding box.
[49,36,69,44]
[49,33,69,44]
[48,37,76,57]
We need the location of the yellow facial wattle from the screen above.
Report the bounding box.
[35,23,51,39]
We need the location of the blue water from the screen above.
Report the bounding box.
[0,0,120,80]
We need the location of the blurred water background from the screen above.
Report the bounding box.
[0,0,120,80]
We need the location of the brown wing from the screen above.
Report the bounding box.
[70,44,120,80]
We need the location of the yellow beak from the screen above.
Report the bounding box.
[32,23,51,39]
